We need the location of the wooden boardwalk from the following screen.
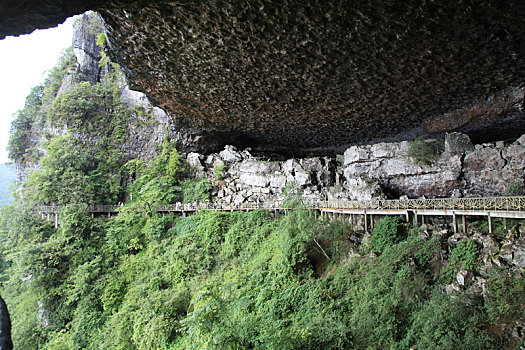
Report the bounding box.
[36,196,525,232]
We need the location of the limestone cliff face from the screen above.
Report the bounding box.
[188,133,525,204]
[72,14,103,83]
[15,13,175,183]
[73,14,175,165]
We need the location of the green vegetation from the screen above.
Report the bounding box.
[3,201,512,349]
[507,178,525,195]
[2,163,523,350]
[485,269,525,324]
[8,84,46,164]
[408,136,443,166]
[181,178,212,203]
[213,163,226,181]
[370,216,405,252]
[1,14,523,349]
[442,239,479,283]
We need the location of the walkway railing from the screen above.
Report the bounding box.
[316,196,525,211]
[35,196,525,214]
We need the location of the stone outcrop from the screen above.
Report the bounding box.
[72,14,175,165]
[189,133,525,204]
[15,13,175,182]
[72,14,103,83]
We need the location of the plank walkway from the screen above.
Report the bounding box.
[36,196,525,233]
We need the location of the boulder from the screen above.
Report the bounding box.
[187,152,203,169]
[370,142,399,158]
[233,194,246,205]
[219,145,243,163]
[456,269,474,287]
[300,157,323,172]
[343,160,382,179]
[502,144,525,170]
[282,159,302,174]
[382,158,423,177]
[516,134,525,146]
[241,160,280,174]
[444,132,474,155]
[343,146,371,165]
[269,175,287,189]
[499,230,525,269]
[205,154,224,168]
[464,148,505,171]
[345,178,383,200]
[239,173,269,187]
[294,171,311,186]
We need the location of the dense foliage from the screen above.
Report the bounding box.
[408,136,443,166]
[2,201,523,349]
[1,14,524,349]
[370,216,405,252]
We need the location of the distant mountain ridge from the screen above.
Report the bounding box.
[0,163,15,207]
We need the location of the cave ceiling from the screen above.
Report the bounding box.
[2,0,524,155]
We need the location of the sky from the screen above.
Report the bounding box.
[0,16,76,164]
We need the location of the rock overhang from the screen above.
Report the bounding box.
[2,0,524,156]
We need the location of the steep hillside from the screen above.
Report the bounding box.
[8,14,173,188]
[0,8,523,350]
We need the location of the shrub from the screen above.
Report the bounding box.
[282,181,304,208]
[486,270,525,324]
[213,164,226,181]
[402,293,494,349]
[370,216,405,252]
[442,239,479,283]
[181,178,212,203]
[408,136,442,166]
[507,178,525,195]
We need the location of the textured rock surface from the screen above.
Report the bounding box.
[0,0,103,38]
[189,133,525,205]
[15,13,175,182]
[0,0,166,38]
[72,14,103,82]
[98,0,525,154]
[2,1,524,155]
